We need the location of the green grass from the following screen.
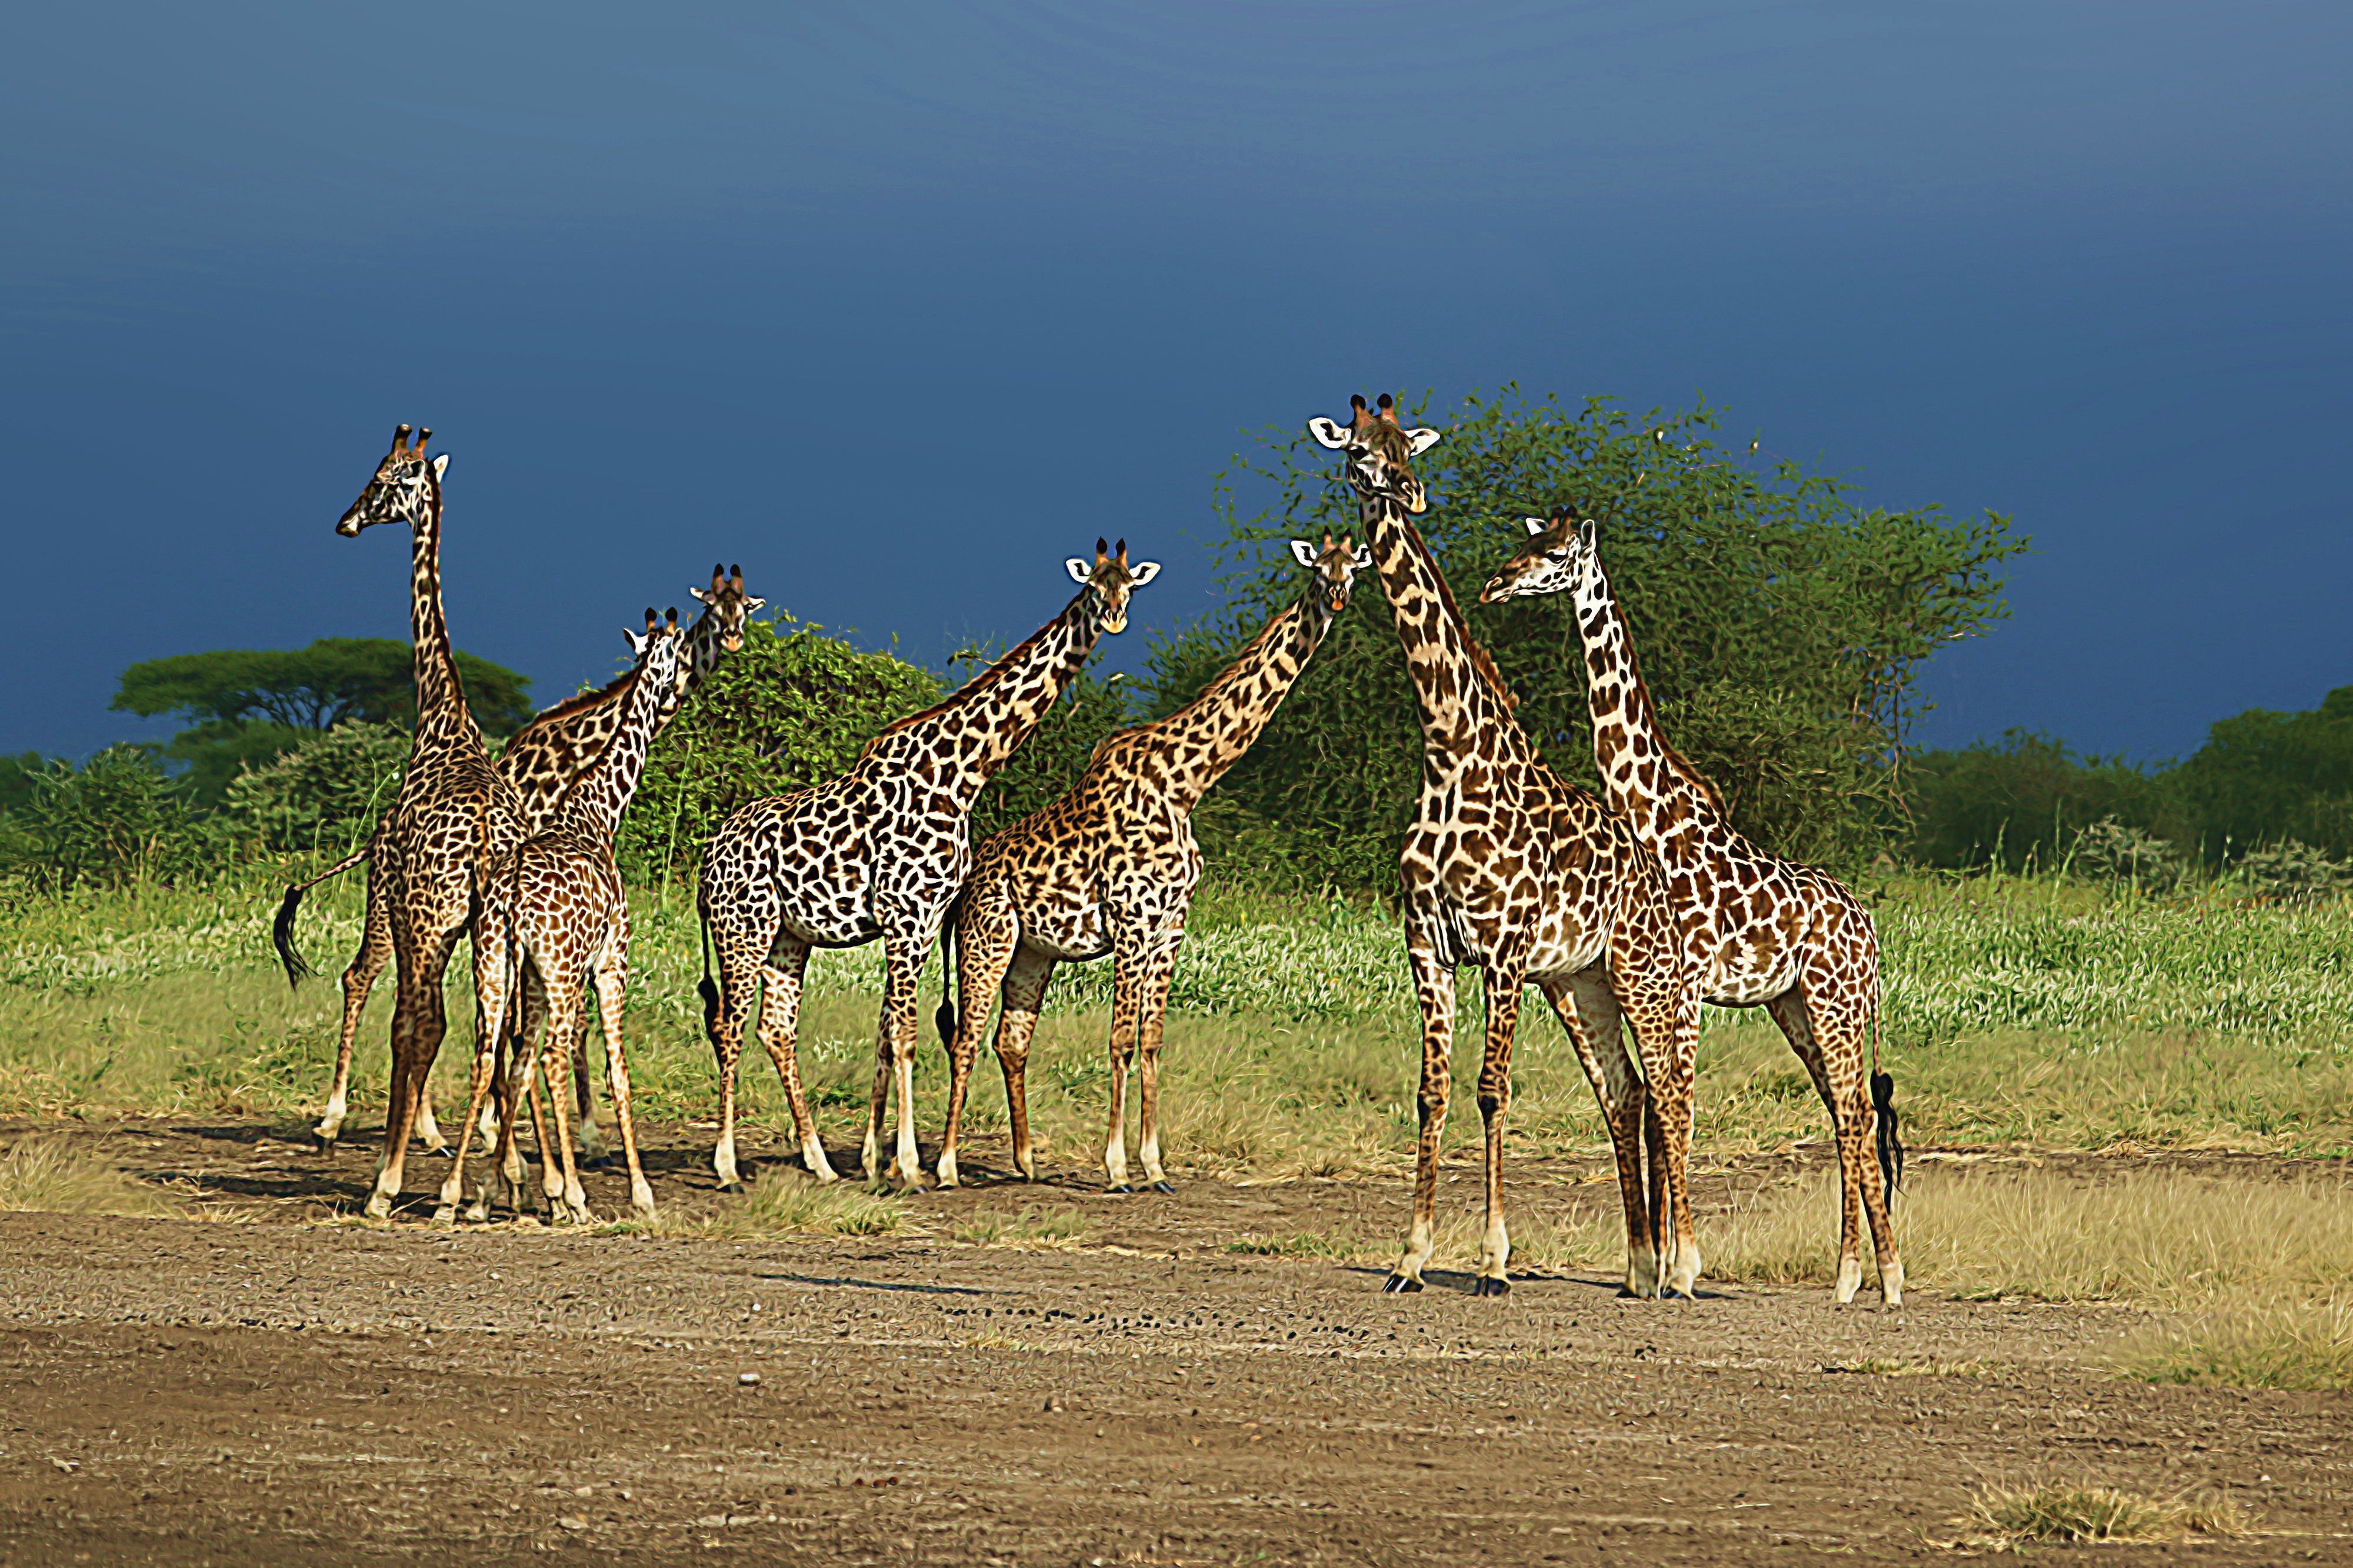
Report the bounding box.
[1,864,2348,1175]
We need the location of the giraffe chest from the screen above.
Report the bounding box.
[1004,813,1198,962]
[1398,783,1619,978]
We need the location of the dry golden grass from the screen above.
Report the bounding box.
[620,1167,908,1242]
[1964,1479,2251,1546]
[0,1137,186,1219]
[952,1205,1088,1249]
[1711,1165,2353,1305]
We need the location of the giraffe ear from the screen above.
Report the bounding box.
[1306,417,1352,451]
[1128,561,1162,587]
[1351,544,1373,571]
[689,586,712,605]
[1578,518,1598,552]
[1288,539,1319,569]
[744,595,766,612]
[1524,517,1548,538]
[1065,558,1093,585]
[430,453,451,478]
[1405,427,1442,456]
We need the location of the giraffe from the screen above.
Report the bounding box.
[932,532,1373,1191]
[1307,394,1703,1298]
[1481,510,1904,1305]
[281,564,763,1156]
[304,425,530,1220]
[439,610,688,1225]
[695,539,1159,1190]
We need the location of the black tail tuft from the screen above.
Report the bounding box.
[1871,1069,1904,1194]
[934,890,963,1046]
[272,884,314,988]
[699,973,722,1045]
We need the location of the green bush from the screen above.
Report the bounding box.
[0,745,208,890]
[1901,729,2182,872]
[619,615,941,883]
[216,721,410,856]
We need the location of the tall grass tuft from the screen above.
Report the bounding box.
[0,1137,185,1219]
[1965,1480,2250,1546]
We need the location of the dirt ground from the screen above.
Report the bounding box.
[0,1118,2345,1566]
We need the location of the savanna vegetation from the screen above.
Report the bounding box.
[1,386,2346,1393]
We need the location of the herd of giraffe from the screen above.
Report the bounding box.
[270,402,1902,1307]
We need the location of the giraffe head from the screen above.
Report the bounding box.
[1306,393,1442,513]
[1063,538,1161,635]
[337,424,446,537]
[1287,532,1374,618]
[624,607,691,699]
[1479,509,1598,605]
[687,563,764,653]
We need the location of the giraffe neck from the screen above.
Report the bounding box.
[1355,488,1522,769]
[555,655,671,841]
[406,476,482,749]
[1126,590,1332,813]
[864,589,1104,810]
[1571,554,1724,840]
[498,598,735,809]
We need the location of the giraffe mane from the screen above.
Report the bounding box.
[869,590,1082,744]
[514,668,636,735]
[1397,516,1518,715]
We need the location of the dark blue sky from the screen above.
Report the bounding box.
[6,3,2347,765]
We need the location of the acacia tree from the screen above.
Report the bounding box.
[1148,385,2025,890]
[111,638,532,799]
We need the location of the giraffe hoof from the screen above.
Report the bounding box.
[1149,1180,1175,1195]
[1472,1276,1511,1298]
[1381,1274,1424,1295]
[1107,1182,1133,1195]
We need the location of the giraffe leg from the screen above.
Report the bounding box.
[1544,975,1659,1298]
[937,890,1018,1190]
[1773,989,1902,1307]
[538,975,592,1225]
[1471,959,1528,1296]
[591,939,655,1219]
[436,910,514,1224]
[1102,932,1147,1193]
[571,993,608,1166]
[702,913,774,1190]
[752,940,835,1182]
[367,920,461,1220]
[865,932,931,1190]
[315,873,392,1146]
[1385,925,1454,1293]
[1134,929,1182,1193]
[993,948,1056,1182]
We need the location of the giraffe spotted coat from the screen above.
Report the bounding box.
[1483,513,1903,1305]
[439,613,688,1227]
[1310,395,1704,1299]
[696,542,1159,1189]
[288,565,762,1157]
[934,533,1372,1191]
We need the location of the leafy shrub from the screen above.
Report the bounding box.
[0,745,208,890]
[2068,816,2187,892]
[619,615,940,882]
[1902,729,2182,872]
[217,720,410,855]
[2231,839,2348,903]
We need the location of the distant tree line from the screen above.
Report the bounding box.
[6,385,2339,901]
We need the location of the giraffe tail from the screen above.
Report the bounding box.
[934,889,965,1046]
[696,896,723,1052]
[1869,1009,1903,1196]
[270,846,368,988]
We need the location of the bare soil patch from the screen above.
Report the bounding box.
[0,1117,2344,1564]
